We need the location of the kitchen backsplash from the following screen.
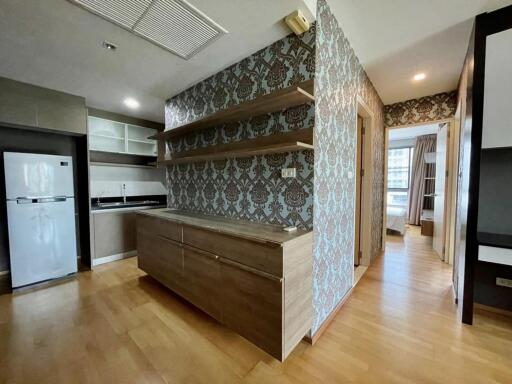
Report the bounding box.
[90,164,166,198]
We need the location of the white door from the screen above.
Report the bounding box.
[433,123,448,259]
[7,198,78,288]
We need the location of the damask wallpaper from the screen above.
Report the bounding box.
[384,91,457,127]
[164,26,316,229]
[313,0,385,334]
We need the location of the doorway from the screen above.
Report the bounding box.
[383,121,458,267]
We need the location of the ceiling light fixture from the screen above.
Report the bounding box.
[102,41,117,51]
[124,98,140,109]
[413,73,426,81]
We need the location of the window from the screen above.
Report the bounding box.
[387,147,414,207]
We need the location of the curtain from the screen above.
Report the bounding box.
[408,134,437,225]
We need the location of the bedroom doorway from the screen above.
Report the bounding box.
[384,122,457,265]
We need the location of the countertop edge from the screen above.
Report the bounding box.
[137,209,311,246]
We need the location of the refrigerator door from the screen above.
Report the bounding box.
[4,152,74,200]
[6,198,78,288]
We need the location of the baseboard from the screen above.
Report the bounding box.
[0,271,11,295]
[92,250,137,267]
[474,303,512,318]
[309,287,354,345]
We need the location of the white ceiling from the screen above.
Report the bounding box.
[2,0,512,125]
[389,124,439,141]
[0,0,314,123]
[328,0,512,104]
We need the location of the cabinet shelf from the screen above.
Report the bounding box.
[150,80,314,141]
[128,138,156,145]
[91,133,125,141]
[157,128,313,166]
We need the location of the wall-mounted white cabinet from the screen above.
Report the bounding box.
[88,116,157,156]
[482,28,512,149]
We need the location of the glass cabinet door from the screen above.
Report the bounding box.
[88,117,157,156]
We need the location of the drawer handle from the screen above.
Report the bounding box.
[183,244,219,260]
[157,234,182,246]
[218,257,282,283]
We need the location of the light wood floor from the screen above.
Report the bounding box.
[1,228,511,383]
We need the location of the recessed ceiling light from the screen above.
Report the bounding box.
[124,98,140,109]
[102,41,117,51]
[413,73,426,81]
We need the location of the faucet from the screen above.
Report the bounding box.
[122,183,127,204]
[96,190,103,206]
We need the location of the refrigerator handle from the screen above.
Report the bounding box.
[16,196,68,204]
[16,198,34,204]
[36,197,68,203]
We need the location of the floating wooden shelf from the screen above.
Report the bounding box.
[150,80,314,141]
[157,128,313,166]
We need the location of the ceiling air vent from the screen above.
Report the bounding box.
[69,0,228,59]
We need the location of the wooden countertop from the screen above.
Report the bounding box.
[137,208,312,245]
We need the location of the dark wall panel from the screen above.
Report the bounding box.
[0,126,90,279]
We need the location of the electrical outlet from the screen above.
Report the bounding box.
[281,168,296,178]
[496,277,512,288]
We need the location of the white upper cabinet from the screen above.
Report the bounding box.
[88,116,157,156]
[482,28,512,149]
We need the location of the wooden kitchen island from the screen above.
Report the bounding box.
[136,208,312,361]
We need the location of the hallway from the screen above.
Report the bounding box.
[0,230,511,383]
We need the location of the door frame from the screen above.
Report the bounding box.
[354,97,374,276]
[383,118,457,263]
[433,122,449,260]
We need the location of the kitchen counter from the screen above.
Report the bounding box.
[138,208,311,245]
[136,209,313,360]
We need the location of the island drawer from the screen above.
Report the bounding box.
[182,225,283,277]
[137,229,184,293]
[138,214,182,242]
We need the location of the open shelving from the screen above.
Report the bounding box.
[156,128,313,166]
[149,79,314,141]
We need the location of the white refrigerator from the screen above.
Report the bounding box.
[4,152,78,288]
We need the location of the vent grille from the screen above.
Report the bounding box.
[70,0,228,59]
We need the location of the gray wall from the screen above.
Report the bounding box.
[0,77,87,135]
[478,148,512,236]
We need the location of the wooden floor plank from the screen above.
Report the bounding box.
[0,226,511,383]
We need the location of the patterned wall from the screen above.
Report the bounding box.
[164,27,316,229]
[384,91,457,127]
[313,0,385,334]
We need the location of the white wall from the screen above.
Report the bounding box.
[90,165,166,197]
[482,28,512,149]
[389,138,416,149]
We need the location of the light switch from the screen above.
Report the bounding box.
[281,168,296,178]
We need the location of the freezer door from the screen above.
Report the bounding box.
[4,152,74,199]
[6,198,78,288]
